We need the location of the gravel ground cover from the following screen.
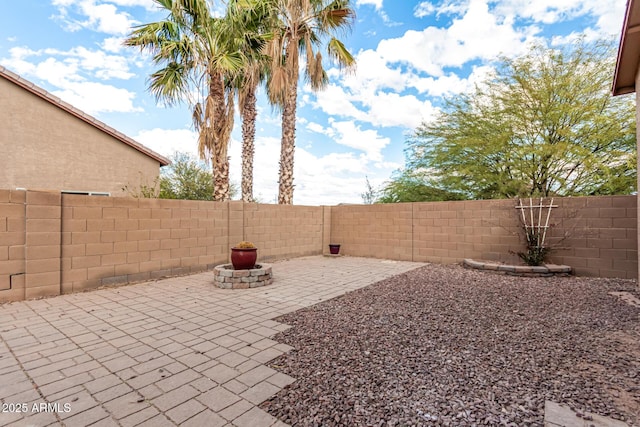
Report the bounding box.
[261,263,640,426]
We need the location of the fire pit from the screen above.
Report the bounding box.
[213,263,273,289]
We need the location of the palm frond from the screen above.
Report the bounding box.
[308,51,327,90]
[317,0,355,33]
[327,37,355,70]
[214,51,245,76]
[192,101,203,131]
[148,63,190,105]
[267,65,287,108]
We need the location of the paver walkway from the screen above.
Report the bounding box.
[0,256,423,427]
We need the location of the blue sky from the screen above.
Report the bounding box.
[0,0,628,205]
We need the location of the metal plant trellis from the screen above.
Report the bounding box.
[515,197,557,265]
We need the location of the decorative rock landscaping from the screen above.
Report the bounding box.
[463,258,572,277]
[261,263,639,426]
[213,263,273,289]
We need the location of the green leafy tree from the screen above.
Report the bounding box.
[406,39,636,200]
[159,152,237,200]
[377,169,465,203]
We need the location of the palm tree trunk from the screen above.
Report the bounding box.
[278,83,297,204]
[212,154,230,201]
[209,71,230,202]
[278,55,299,205]
[241,84,257,202]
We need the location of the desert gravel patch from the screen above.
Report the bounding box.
[261,263,640,426]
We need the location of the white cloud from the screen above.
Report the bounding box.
[309,0,623,145]
[378,0,537,76]
[82,1,137,34]
[2,45,139,114]
[9,45,133,81]
[340,49,409,93]
[329,121,390,162]
[306,121,330,135]
[298,119,390,162]
[413,2,437,18]
[313,0,544,133]
[409,64,495,97]
[293,145,402,205]
[299,151,369,176]
[107,0,156,9]
[365,92,436,128]
[101,36,126,53]
[134,128,199,158]
[320,47,490,129]
[42,46,134,80]
[311,83,367,121]
[35,57,82,86]
[54,81,142,114]
[53,0,139,35]
[228,136,278,203]
[587,0,628,35]
[550,28,603,46]
[52,0,76,6]
[493,0,622,32]
[432,0,626,36]
[415,0,622,34]
[225,130,397,205]
[413,1,470,18]
[355,0,398,25]
[356,0,383,10]
[133,122,396,206]
[312,78,436,129]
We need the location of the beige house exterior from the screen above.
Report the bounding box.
[613,0,640,283]
[0,65,169,195]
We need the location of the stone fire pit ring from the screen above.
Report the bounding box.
[213,263,273,289]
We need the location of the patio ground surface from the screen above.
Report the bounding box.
[0,256,422,427]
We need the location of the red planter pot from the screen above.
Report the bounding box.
[231,247,257,270]
[329,244,341,255]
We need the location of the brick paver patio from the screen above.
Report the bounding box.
[0,256,422,427]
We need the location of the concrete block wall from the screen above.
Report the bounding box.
[413,199,521,265]
[0,190,26,301]
[60,194,229,295]
[331,195,637,279]
[548,196,637,278]
[330,203,413,260]
[0,191,636,303]
[0,191,326,303]
[242,203,324,260]
[25,191,62,299]
[0,190,64,302]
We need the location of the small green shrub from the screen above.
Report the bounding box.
[516,229,550,266]
[517,246,551,266]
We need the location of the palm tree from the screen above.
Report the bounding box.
[124,0,242,201]
[225,0,272,203]
[267,0,356,204]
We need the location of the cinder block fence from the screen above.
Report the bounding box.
[330,197,638,277]
[0,190,636,302]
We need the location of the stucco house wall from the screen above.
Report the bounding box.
[0,66,168,195]
[613,0,640,283]
[636,67,640,282]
